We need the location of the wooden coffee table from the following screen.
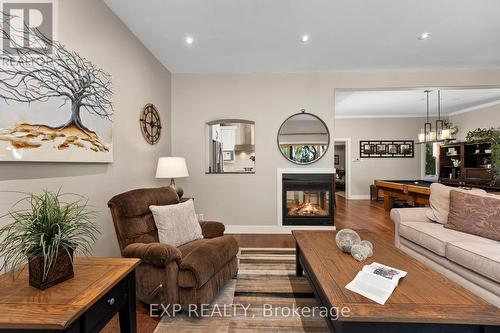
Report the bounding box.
[293,230,500,333]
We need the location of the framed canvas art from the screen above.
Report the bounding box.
[0,12,113,162]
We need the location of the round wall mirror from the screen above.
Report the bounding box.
[277,110,330,165]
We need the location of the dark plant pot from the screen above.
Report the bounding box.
[29,249,74,290]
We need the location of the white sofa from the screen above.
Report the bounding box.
[391,207,500,307]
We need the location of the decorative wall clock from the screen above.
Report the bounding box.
[140,104,162,145]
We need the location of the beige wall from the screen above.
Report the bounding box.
[335,117,424,196]
[450,104,500,141]
[172,70,500,227]
[0,0,172,257]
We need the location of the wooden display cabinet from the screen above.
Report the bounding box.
[439,141,497,189]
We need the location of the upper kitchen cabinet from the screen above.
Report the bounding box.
[220,126,236,151]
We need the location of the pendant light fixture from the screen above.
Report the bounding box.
[418,90,429,143]
[424,90,432,142]
[418,89,454,143]
[436,90,444,140]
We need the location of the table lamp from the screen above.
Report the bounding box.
[156,157,189,199]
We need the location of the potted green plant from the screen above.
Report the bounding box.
[465,127,500,186]
[492,140,500,186]
[0,190,99,290]
[465,127,500,143]
[443,120,458,139]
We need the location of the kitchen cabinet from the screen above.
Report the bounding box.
[211,124,221,142]
[220,126,236,151]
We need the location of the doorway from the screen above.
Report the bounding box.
[334,138,351,200]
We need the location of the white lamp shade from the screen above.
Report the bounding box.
[418,133,425,143]
[156,157,189,178]
[441,129,451,140]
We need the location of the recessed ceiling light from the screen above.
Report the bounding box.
[418,32,431,40]
[300,34,310,44]
[185,36,194,45]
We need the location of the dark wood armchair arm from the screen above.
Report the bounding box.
[122,242,181,267]
[199,220,225,238]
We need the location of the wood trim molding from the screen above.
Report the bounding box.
[206,119,255,125]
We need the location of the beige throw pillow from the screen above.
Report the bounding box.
[150,199,203,247]
[445,190,500,241]
[425,183,487,224]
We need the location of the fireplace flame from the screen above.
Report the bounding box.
[288,201,328,217]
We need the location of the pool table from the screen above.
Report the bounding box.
[374,179,432,211]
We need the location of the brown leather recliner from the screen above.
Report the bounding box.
[108,187,239,310]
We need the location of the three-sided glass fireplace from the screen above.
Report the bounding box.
[282,173,334,226]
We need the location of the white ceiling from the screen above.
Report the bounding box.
[104,0,500,73]
[335,88,500,118]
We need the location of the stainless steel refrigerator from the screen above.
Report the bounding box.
[210,139,224,173]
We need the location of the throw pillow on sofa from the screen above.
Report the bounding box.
[150,199,203,247]
[425,183,487,224]
[445,190,500,241]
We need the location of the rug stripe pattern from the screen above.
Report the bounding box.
[154,248,328,333]
[228,248,328,332]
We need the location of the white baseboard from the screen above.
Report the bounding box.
[225,225,336,234]
[349,194,371,200]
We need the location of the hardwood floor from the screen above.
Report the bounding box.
[229,233,296,248]
[101,195,393,332]
[230,195,394,248]
[334,195,394,242]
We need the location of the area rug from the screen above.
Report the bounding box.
[154,248,328,333]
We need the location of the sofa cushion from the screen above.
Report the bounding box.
[445,190,500,241]
[399,221,490,256]
[150,199,203,247]
[446,241,500,283]
[425,183,486,224]
[178,235,239,288]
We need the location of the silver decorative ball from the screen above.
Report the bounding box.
[351,244,372,262]
[360,240,374,257]
[335,229,361,253]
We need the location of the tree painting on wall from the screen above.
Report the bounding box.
[0,12,113,162]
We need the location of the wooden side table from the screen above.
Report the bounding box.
[0,257,140,332]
